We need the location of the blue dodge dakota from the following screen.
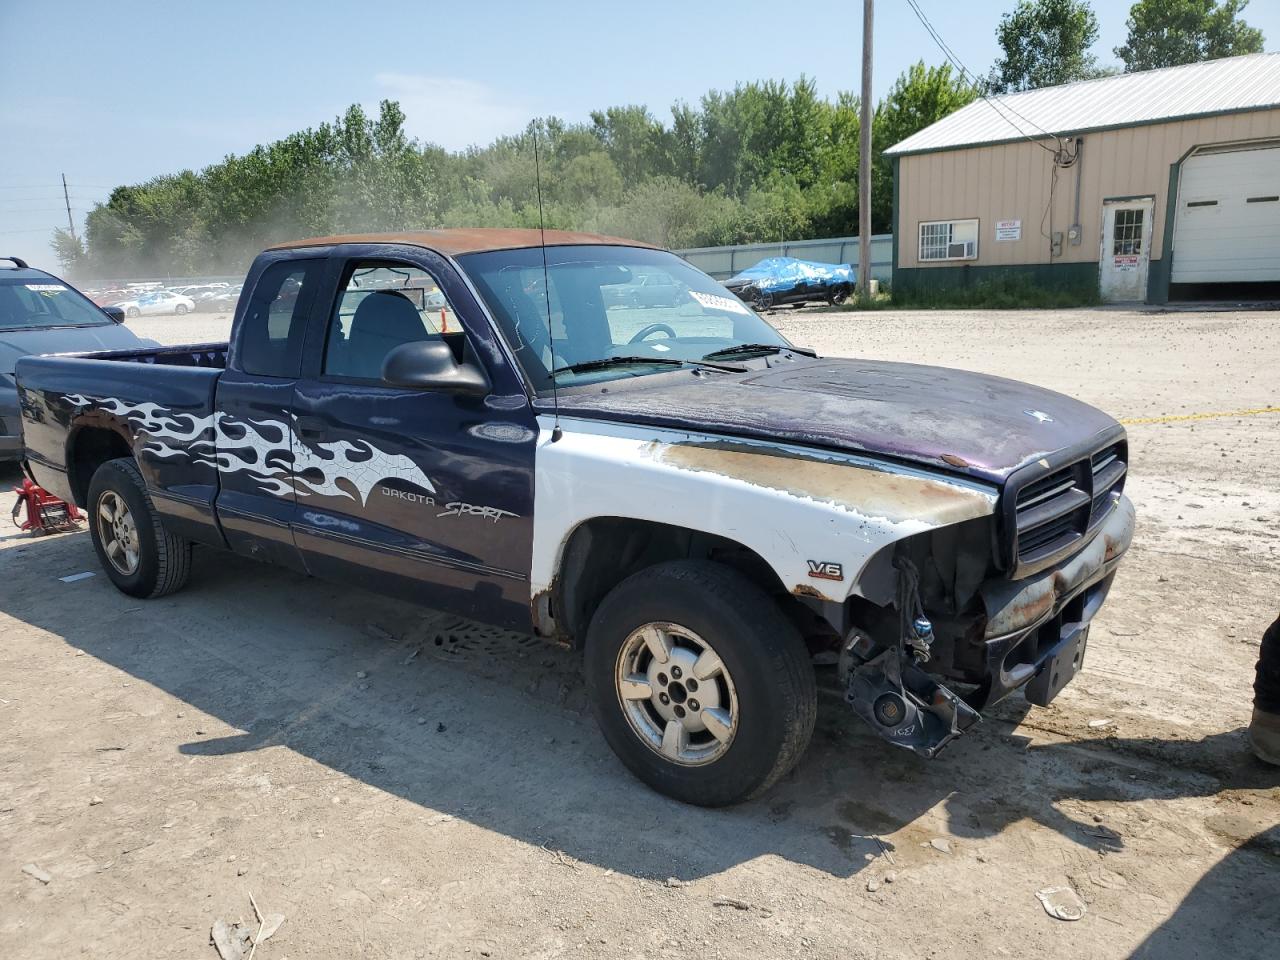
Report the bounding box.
[15,230,1134,805]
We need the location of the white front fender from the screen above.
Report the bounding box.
[531,416,997,617]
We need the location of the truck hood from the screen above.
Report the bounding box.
[552,357,1121,485]
[0,324,148,376]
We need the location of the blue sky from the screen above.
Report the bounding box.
[3,0,1278,271]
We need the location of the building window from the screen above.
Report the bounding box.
[1112,208,1145,255]
[918,219,979,261]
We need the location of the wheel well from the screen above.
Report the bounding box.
[552,517,834,649]
[68,427,132,506]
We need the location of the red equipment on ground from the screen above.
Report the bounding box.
[10,478,82,535]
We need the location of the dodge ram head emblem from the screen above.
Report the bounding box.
[807,560,844,581]
[1024,409,1054,423]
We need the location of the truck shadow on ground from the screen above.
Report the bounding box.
[4,525,1277,899]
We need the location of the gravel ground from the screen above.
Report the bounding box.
[2,305,1278,960]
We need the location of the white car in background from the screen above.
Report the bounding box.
[114,290,195,317]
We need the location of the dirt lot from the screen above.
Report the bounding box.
[3,305,1278,959]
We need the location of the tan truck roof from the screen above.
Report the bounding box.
[269,228,656,257]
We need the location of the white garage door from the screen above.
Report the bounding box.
[1172,144,1280,283]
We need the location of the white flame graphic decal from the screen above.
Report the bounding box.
[67,394,435,505]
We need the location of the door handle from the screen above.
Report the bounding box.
[294,415,325,440]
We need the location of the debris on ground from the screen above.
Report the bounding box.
[928,838,952,854]
[712,897,752,910]
[89,796,103,806]
[57,572,95,583]
[22,863,52,884]
[866,876,881,892]
[665,877,683,888]
[356,670,368,679]
[211,892,285,960]
[1088,718,1115,729]
[1036,885,1087,921]
[210,919,252,960]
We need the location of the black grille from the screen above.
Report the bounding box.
[1012,440,1127,569]
[1090,444,1126,517]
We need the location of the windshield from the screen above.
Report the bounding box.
[459,245,790,392]
[0,277,111,330]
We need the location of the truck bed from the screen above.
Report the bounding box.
[15,342,230,545]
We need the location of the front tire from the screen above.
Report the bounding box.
[584,560,817,806]
[175,304,188,315]
[87,457,192,598]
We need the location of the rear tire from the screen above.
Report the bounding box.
[584,560,817,806]
[87,457,192,599]
[175,304,188,315]
[126,307,140,318]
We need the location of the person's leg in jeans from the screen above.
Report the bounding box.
[1250,613,1280,765]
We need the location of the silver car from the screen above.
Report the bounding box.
[0,257,150,461]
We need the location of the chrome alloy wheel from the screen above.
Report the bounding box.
[615,622,738,766]
[97,490,140,575]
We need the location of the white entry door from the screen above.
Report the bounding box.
[1100,198,1154,302]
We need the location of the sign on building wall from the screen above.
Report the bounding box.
[995,219,1022,241]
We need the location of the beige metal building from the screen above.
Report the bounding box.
[885,53,1280,303]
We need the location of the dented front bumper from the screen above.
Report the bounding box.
[973,494,1135,709]
[843,495,1135,758]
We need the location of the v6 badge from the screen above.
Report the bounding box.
[807,560,844,581]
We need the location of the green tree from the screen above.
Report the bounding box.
[988,0,1103,93]
[49,228,85,278]
[871,62,977,230]
[1115,0,1264,72]
[69,64,991,276]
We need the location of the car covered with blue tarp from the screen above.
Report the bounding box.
[722,256,855,308]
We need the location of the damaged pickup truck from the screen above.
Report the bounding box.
[15,230,1133,806]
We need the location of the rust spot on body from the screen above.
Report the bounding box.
[653,442,995,526]
[792,583,832,601]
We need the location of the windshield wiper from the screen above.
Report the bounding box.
[551,355,745,377]
[701,343,817,361]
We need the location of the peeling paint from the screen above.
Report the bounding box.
[652,441,995,527]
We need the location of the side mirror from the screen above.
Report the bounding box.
[102,305,126,323]
[382,340,489,395]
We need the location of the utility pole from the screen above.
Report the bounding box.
[61,173,77,241]
[857,0,873,300]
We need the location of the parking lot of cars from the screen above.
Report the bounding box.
[83,280,235,317]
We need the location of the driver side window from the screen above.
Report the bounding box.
[324,262,460,381]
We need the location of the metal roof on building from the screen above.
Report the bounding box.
[886,53,1280,156]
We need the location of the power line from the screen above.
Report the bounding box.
[903,0,1064,155]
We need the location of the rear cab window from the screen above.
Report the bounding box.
[236,259,322,377]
